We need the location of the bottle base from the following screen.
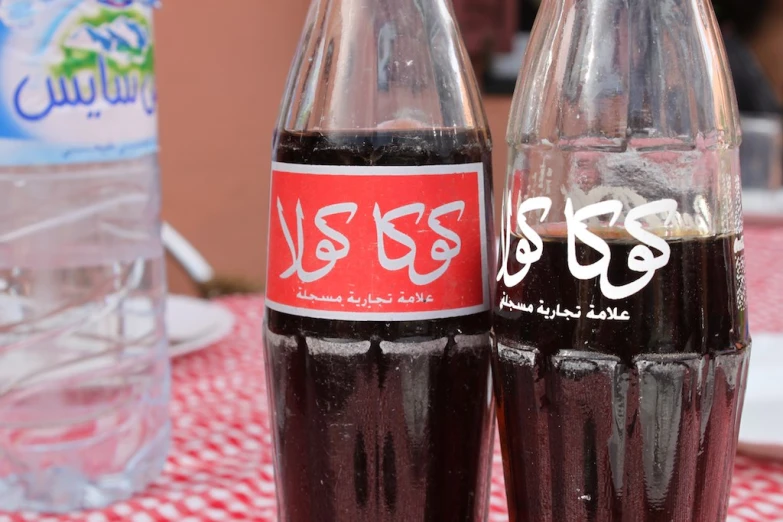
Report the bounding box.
[0,422,170,514]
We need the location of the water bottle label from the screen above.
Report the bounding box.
[0,0,158,166]
[265,162,491,321]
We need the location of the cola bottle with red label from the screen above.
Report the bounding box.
[262,0,494,520]
[494,1,750,521]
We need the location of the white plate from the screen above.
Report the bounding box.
[166,295,235,358]
[738,333,783,460]
[743,189,783,224]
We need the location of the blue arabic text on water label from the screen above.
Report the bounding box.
[0,0,158,165]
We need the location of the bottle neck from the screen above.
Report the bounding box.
[280,0,485,131]
[512,0,736,147]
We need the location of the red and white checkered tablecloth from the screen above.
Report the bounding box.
[3,225,783,522]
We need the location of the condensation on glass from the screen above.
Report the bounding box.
[494,0,749,520]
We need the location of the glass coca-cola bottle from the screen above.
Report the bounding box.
[494,0,749,521]
[263,0,495,520]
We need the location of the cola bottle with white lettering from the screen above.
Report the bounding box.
[263,0,494,520]
[494,1,749,521]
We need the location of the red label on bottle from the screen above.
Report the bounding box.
[265,162,490,321]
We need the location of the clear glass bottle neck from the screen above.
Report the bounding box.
[277,0,487,132]
[510,0,740,150]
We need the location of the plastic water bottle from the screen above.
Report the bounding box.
[0,0,170,512]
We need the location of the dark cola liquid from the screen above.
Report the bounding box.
[493,232,750,522]
[264,129,495,522]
